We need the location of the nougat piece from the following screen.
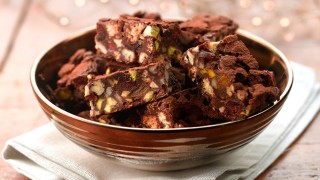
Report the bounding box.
[180,35,279,121]
[140,88,220,129]
[95,15,182,65]
[85,61,176,117]
[179,14,238,48]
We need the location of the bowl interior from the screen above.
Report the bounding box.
[32,28,293,129]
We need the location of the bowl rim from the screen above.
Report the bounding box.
[30,27,294,132]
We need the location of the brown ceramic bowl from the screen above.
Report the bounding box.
[30,27,293,171]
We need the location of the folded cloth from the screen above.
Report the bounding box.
[2,62,320,180]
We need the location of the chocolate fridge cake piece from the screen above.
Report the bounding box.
[85,61,177,117]
[139,87,221,128]
[179,14,238,48]
[95,15,182,65]
[180,34,280,121]
[55,49,135,113]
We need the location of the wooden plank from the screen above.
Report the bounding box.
[0,0,31,71]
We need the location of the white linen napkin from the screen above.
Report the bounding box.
[3,62,320,180]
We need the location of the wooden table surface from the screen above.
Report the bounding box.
[1,1,319,179]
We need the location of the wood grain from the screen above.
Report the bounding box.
[0,1,319,179]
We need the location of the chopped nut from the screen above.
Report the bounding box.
[200,68,207,75]
[141,70,149,78]
[192,46,199,53]
[186,50,194,65]
[95,41,107,54]
[112,52,120,61]
[158,112,171,128]
[90,80,105,96]
[144,91,154,102]
[226,85,234,97]
[219,106,225,113]
[96,98,104,110]
[105,67,111,75]
[202,78,214,96]
[211,79,218,89]
[121,49,135,63]
[113,39,123,48]
[129,70,137,81]
[112,79,118,84]
[105,22,119,37]
[84,85,90,96]
[149,81,159,88]
[167,46,176,57]
[121,91,130,97]
[143,25,160,38]
[105,87,112,96]
[236,90,246,101]
[125,98,133,103]
[104,105,112,113]
[148,65,157,74]
[208,41,219,51]
[98,118,107,124]
[240,106,251,116]
[138,52,148,64]
[87,74,94,80]
[155,41,160,51]
[57,89,72,100]
[106,97,117,106]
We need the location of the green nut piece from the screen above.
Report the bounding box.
[143,26,160,38]
[240,105,251,116]
[57,89,72,101]
[129,70,137,81]
[167,46,176,57]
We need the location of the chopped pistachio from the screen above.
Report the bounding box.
[125,98,133,103]
[106,97,117,106]
[104,104,112,113]
[144,91,154,102]
[112,79,118,84]
[98,118,107,124]
[167,46,176,57]
[57,89,72,100]
[129,70,137,81]
[105,67,111,75]
[200,68,207,75]
[143,25,160,38]
[96,98,104,110]
[121,91,130,98]
[240,106,251,116]
[155,41,160,51]
[176,52,182,61]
